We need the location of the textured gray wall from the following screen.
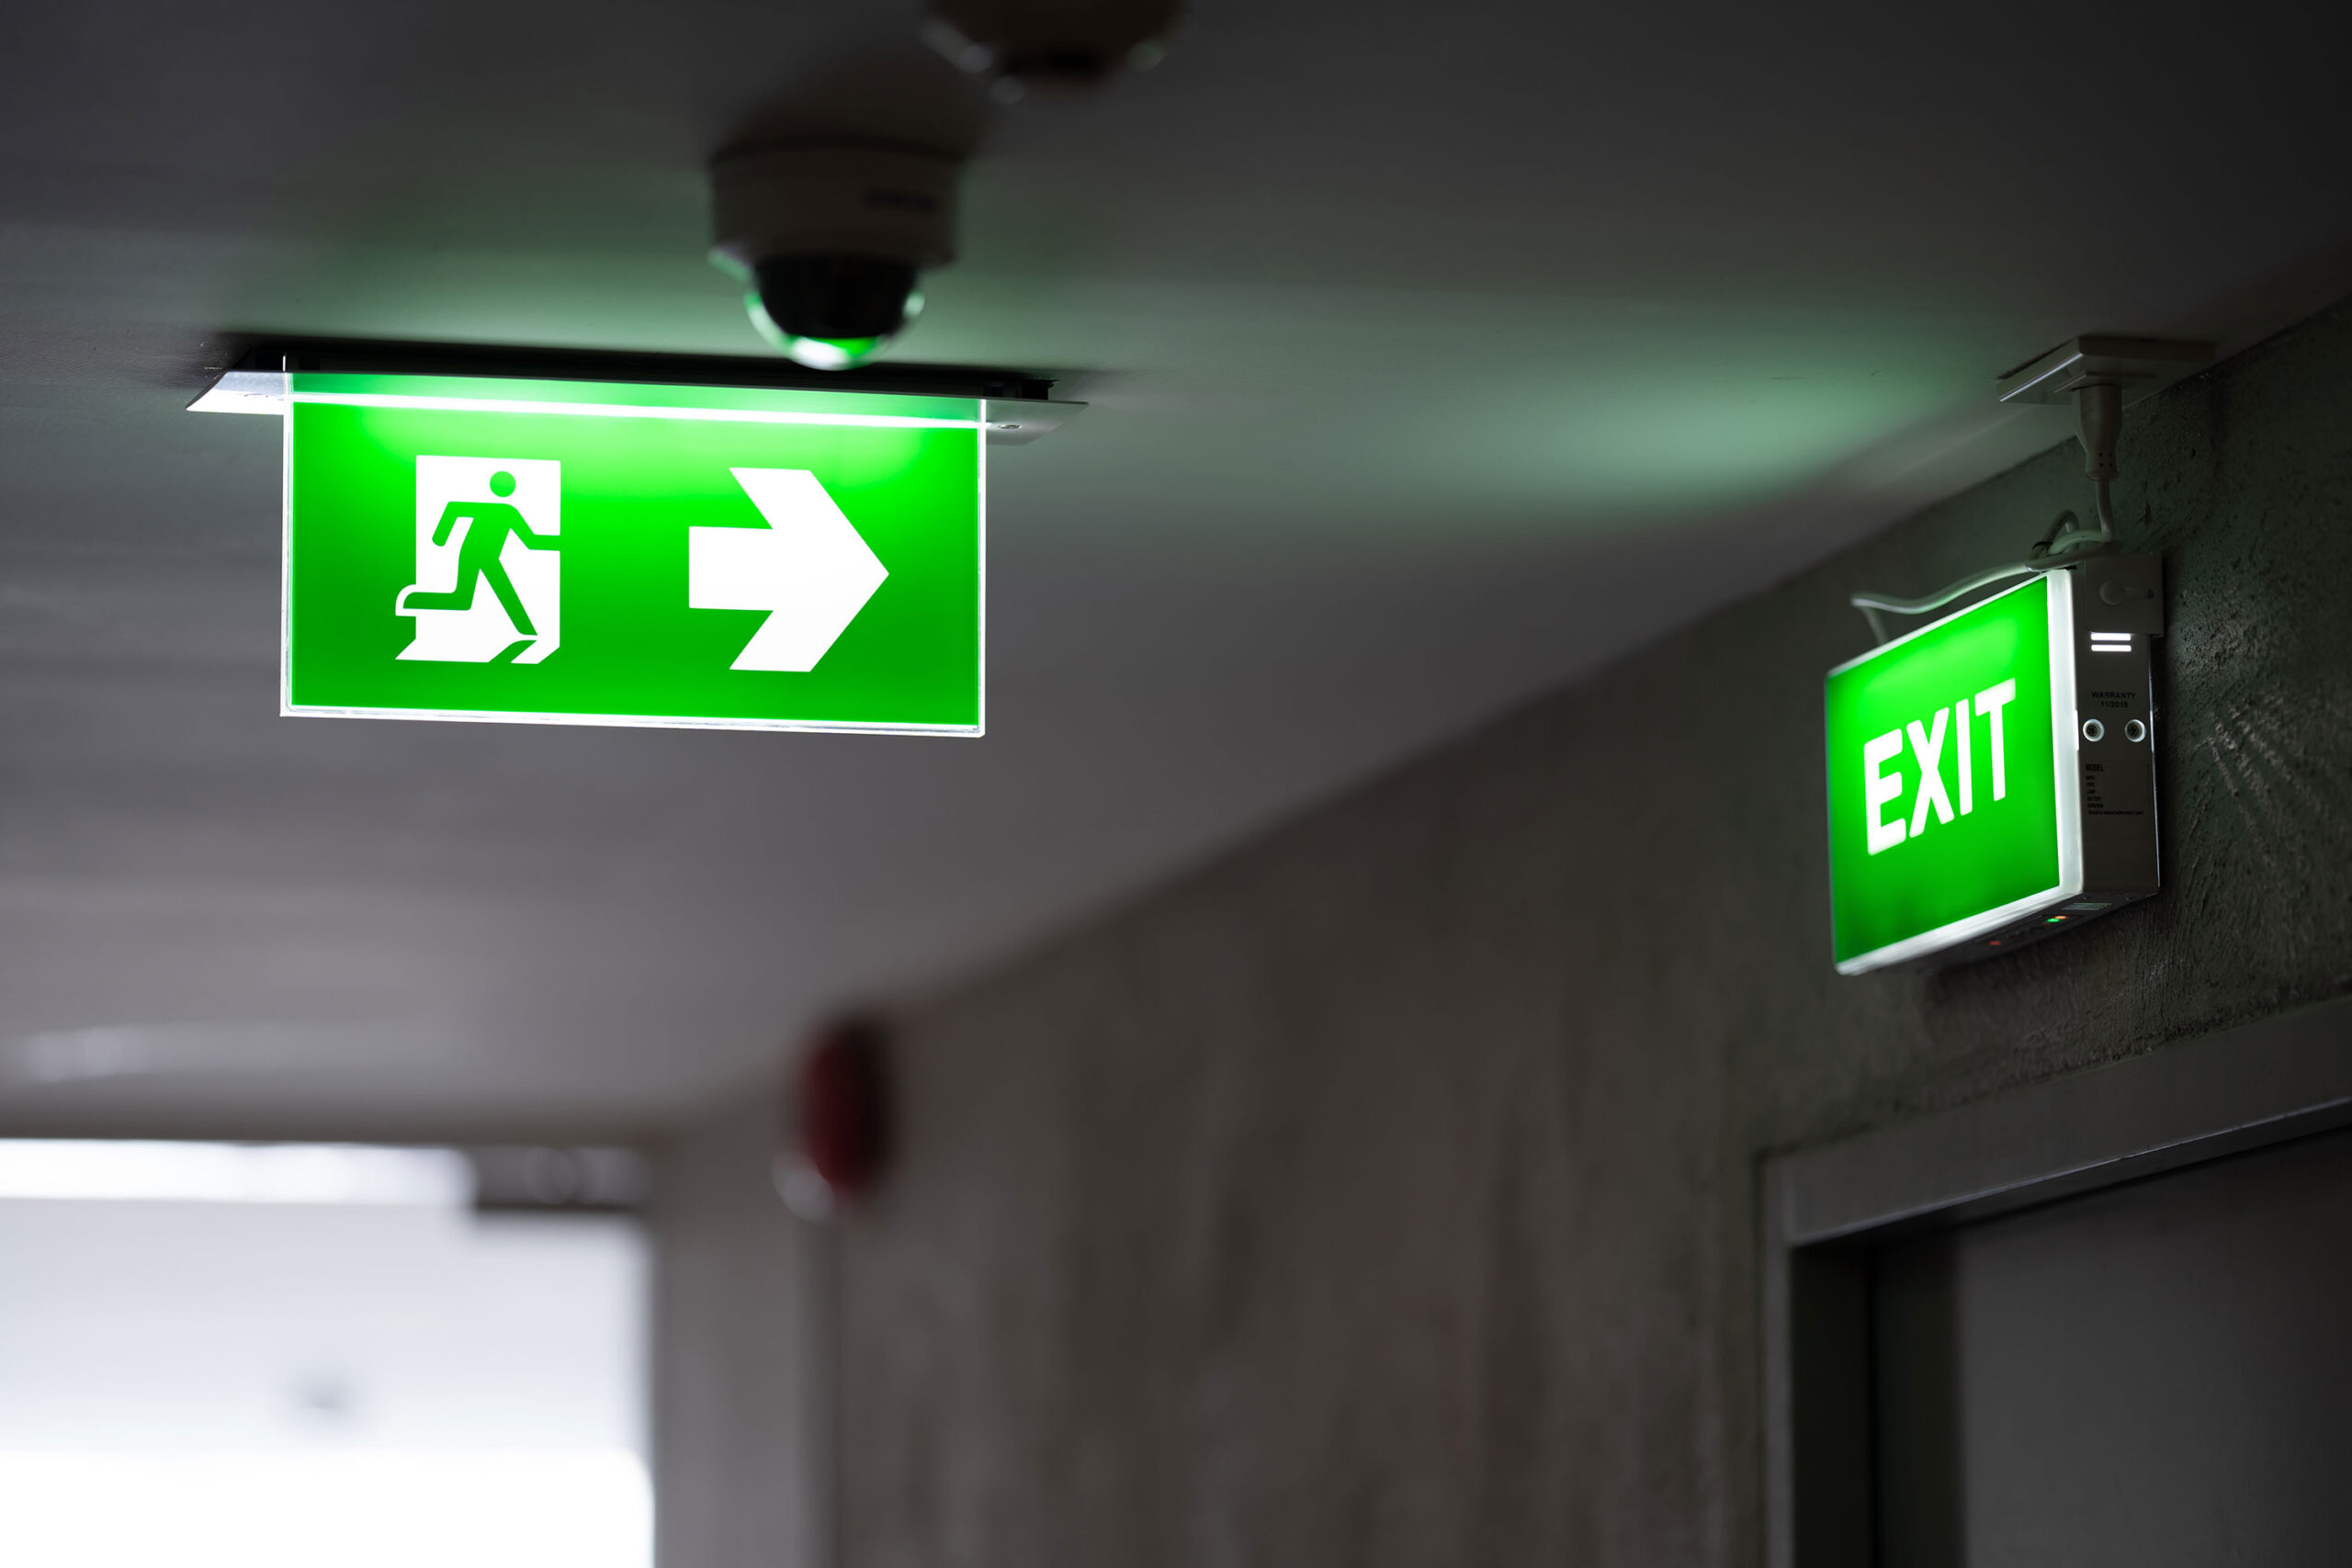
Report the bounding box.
[653,1095,833,1568]
[661,296,2352,1568]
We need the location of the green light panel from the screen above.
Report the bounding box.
[1824,572,2079,973]
[280,372,983,735]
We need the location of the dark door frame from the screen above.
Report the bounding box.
[1759,994,2352,1567]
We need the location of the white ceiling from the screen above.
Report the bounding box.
[4,0,2349,1138]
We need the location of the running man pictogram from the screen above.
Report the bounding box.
[398,457,561,665]
[396,469,560,633]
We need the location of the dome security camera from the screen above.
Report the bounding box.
[709,141,962,369]
[708,57,985,369]
[923,0,1183,95]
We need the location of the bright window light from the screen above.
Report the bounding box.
[0,1150,647,1568]
[0,1450,649,1568]
[0,1141,470,1205]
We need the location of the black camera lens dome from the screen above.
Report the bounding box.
[752,255,920,341]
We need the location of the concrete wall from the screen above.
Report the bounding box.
[652,1094,832,1568]
[659,295,2352,1568]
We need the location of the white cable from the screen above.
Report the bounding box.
[1849,376,2130,643]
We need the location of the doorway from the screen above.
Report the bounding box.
[1764,998,2352,1567]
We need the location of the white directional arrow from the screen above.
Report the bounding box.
[688,468,888,671]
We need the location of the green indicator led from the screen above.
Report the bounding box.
[280,373,983,735]
[1824,573,2078,972]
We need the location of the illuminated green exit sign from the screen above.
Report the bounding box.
[1825,562,2162,974]
[229,371,984,734]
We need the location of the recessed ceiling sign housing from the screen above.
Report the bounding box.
[190,356,1069,735]
[1825,556,2162,973]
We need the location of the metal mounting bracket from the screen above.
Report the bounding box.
[1996,334,2214,406]
[184,336,1084,446]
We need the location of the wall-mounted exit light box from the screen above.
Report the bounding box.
[192,344,1079,736]
[1824,554,2163,974]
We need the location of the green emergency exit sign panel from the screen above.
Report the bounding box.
[1825,573,2081,973]
[280,373,983,734]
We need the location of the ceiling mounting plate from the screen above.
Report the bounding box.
[1996,334,2215,406]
